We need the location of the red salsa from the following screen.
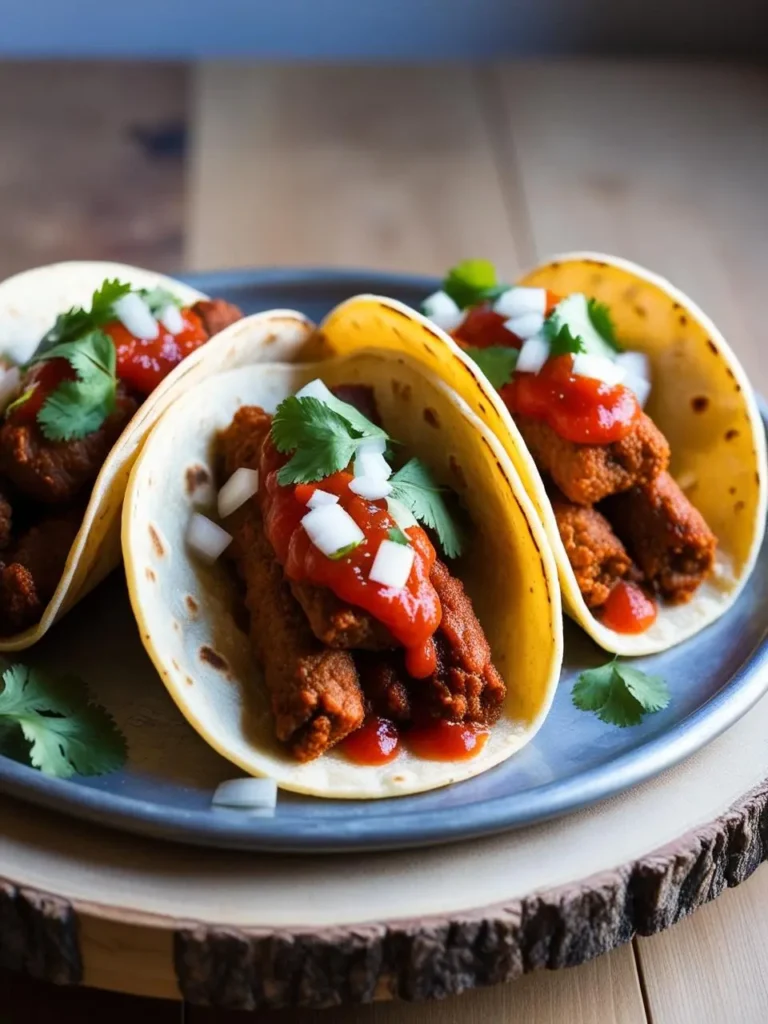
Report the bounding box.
[260,438,442,678]
[340,717,400,765]
[601,581,658,634]
[6,359,75,425]
[106,309,208,397]
[453,290,560,349]
[501,354,640,445]
[340,716,489,766]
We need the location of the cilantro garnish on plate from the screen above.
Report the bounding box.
[442,259,507,310]
[572,657,670,727]
[271,392,462,558]
[0,663,127,778]
[464,345,519,389]
[30,330,119,442]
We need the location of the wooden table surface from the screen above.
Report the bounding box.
[1,59,768,1023]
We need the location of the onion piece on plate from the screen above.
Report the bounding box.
[212,778,278,811]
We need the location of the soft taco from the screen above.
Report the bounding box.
[363,251,766,656]
[122,306,563,799]
[0,260,245,650]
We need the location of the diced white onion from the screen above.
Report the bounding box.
[295,378,336,403]
[0,366,21,413]
[614,350,650,381]
[369,539,416,589]
[306,488,339,509]
[113,292,159,341]
[571,353,626,387]
[159,303,184,335]
[493,287,547,319]
[355,435,386,456]
[387,496,418,530]
[624,373,652,407]
[354,448,392,481]
[349,476,393,500]
[212,778,277,811]
[503,312,545,341]
[186,513,232,563]
[516,335,550,374]
[420,290,465,333]
[301,503,365,558]
[217,467,259,519]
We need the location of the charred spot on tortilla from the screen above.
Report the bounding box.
[200,645,230,673]
[449,455,467,489]
[729,486,737,495]
[148,524,165,557]
[725,429,740,441]
[691,396,709,413]
[478,402,486,414]
[678,314,688,327]
[634,304,647,318]
[185,464,211,496]
[172,658,180,672]
[735,501,746,512]
[708,339,719,355]
[186,676,194,686]
[185,594,200,617]
[423,408,440,429]
[145,567,156,582]
[391,380,412,401]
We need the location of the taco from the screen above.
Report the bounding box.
[0,260,245,650]
[391,252,766,655]
[122,306,563,799]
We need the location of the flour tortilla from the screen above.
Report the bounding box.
[320,253,767,655]
[122,309,563,799]
[0,260,231,651]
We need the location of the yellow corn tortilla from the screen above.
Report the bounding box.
[320,253,767,655]
[122,307,563,799]
[0,260,214,651]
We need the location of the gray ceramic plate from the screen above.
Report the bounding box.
[0,268,766,853]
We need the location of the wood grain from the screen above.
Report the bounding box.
[0,62,186,278]
[186,64,523,279]
[186,945,644,1022]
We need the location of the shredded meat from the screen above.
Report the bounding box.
[0,509,82,634]
[0,387,138,504]
[516,412,670,505]
[423,559,506,725]
[552,493,637,609]
[192,299,244,338]
[603,471,717,604]
[356,652,413,722]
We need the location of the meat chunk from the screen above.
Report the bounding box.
[192,299,244,338]
[356,652,412,721]
[0,387,138,504]
[603,471,717,604]
[424,559,506,725]
[0,510,81,634]
[552,493,637,609]
[515,412,670,505]
[227,501,364,761]
[291,582,395,649]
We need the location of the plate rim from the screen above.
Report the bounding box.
[0,265,766,854]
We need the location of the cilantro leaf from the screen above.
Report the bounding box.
[0,664,127,778]
[464,345,519,389]
[443,259,505,310]
[35,331,118,441]
[38,278,132,352]
[271,396,383,486]
[388,525,410,545]
[572,659,670,728]
[587,299,621,351]
[141,286,183,316]
[389,458,463,559]
[543,318,586,357]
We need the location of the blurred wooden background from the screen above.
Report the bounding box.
[1,60,767,1023]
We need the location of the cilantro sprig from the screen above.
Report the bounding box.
[389,459,463,559]
[141,286,183,316]
[271,390,462,558]
[464,345,519,389]
[31,331,118,441]
[0,663,127,778]
[587,299,619,349]
[272,396,386,486]
[543,318,586,357]
[38,279,132,351]
[572,658,670,727]
[441,259,506,310]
